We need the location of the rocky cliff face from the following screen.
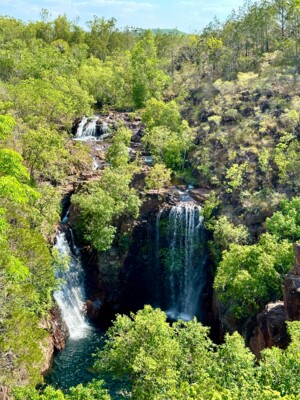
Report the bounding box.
[81,189,176,323]
[49,307,69,352]
[249,301,289,358]
[250,243,300,357]
[284,243,300,321]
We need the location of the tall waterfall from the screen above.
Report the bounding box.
[54,227,91,339]
[75,116,98,140]
[157,192,207,321]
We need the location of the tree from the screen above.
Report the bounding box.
[209,216,249,263]
[86,17,118,60]
[214,233,293,318]
[131,31,169,108]
[106,126,131,168]
[142,98,182,132]
[13,380,110,400]
[22,127,69,182]
[72,167,141,251]
[145,163,171,190]
[0,114,15,140]
[266,197,300,241]
[9,75,93,129]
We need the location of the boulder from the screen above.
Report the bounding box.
[85,299,103,321]
[249,301,288,359]
[188,188,210,204]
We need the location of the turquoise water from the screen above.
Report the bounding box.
[45,328,103,390]
[45,327,128,399]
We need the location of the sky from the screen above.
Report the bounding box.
[0,0,245,32]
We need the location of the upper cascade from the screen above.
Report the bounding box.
[75,116,98,141]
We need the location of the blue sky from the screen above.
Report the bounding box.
[0,0,245,32]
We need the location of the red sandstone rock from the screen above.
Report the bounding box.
[250,301,288,359]
[50,307,69,351]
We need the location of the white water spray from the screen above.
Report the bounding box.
[75,117,98,141]
[160,191,207,321]
[54,229,91,340]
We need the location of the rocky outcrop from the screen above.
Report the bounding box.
[40,334,55,374]
[249,301,289,358]
[284,243,300,321]
[250,242,300,357]
[50,307,69,351]
[188,188,211,204]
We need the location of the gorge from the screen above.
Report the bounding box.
[47,180,210,391]
[4,6,300,398]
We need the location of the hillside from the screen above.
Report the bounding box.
[1,1,300,399]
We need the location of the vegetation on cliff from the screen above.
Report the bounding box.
[2,0,300,396]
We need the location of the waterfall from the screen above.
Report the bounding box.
[54,227,91,340]
[75,117,98,141]
[92,157,101,171]
[158,192,207,321]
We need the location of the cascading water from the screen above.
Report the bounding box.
[47,216,103,390]
[53,227,91,340]
[157,191,207,321]
[75,116,98,141]
[75,116,87,138]
[92,156,101,171]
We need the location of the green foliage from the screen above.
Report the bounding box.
[0,115,56,388]
[9,75,93,129]
[274,139,300,190]
[201,191,221,229]
[106,126,132,168]
[13,380,110,400]
[0,114,15,140]
[94,306,213,399]
[214,233,293,318]
[22,128,69,182]
[142,98,182,132]
[131,31,169,108]
[93,306,300,399]
[142,99,195,170]
[11,308,300,399]
[209,216,249,263]
[72,167,141,251]
[266,197,300,241]
[145,163,171,190]
[0,148,30,181]
[225,162,248,193]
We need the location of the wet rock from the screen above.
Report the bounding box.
[50,307,68,351]
[249,301,289,359]
[188,188,210,204]
[85,299,103,321]
[132,129,144,143]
